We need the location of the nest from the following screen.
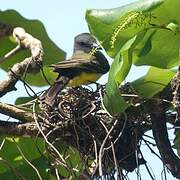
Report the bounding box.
[39,86,147,178]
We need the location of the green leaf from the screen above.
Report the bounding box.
[49,140,84,178]
[17,137,45,161]
[0,156,48,180]
[57,147,83,178]
[23,66,58,86]
[86,0,180,114]
[103,41,132,115]
[131,67,175,97]
[103,32,146,115]
[86,0,169,115]
[135,29,156,57]
[0,10,66,86]
[133,26,180,68]
[0,137,47,179]
[15,96,35,105]
[0,138,20,173]
[86,0,180,69]
[0,137,45,163]
[132,0,180,68]
[86,0,164,57]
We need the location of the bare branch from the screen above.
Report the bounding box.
[148,100,180,179]
[12,27,43,60]
[0,27,43,97]
[0,121,43,137]
[0,102,34,122]
[0,45,21,64]
[0,82,179,179]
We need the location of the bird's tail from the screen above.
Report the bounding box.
[39,76,69,106]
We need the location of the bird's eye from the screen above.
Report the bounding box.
[79,42,86,45]
[79,42,91,48]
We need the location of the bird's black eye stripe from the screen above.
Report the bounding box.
[79,42,85,45]
[79,42,91,47]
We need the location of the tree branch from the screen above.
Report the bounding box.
[0,121,45,137]
[148,100,180,179]
[0,67,179,179]
[0,102,34,122]
[0,27,43,97]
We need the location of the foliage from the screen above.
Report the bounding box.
[0,0,180,179]
[132,67,175,97]
[86,0,180,168]
[86,0,180,114]
[0,10,66,86]
[0,137,49,179]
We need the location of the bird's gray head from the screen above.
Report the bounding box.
[73,33,101,53]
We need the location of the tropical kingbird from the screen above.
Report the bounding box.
[41,33,110,106]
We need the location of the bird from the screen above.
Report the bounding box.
[41,33,110,106]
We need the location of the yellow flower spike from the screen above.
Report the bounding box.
[110,12,152,49]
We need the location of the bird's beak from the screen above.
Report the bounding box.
[91,43,102,50]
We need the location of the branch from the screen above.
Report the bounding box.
[148,100,180,179]
[0,102,34,122]
[0,81,178,178]
[0,27,43,97]
[0,121,44,137]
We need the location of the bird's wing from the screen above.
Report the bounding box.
[49,58,91,69]
[49,52,109,76]
[49,53,103,72]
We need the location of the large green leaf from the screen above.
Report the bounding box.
[133,0,180,68]
[131,67,175,97]
[103,32,146,115]
[133,24,180,68]
[86,0,180,69]
[0,137,84,179]
[0,137,45,164]
[0,137,47,179]
[86,0,164,57]
[86,0,180,114]
[0,138,20,173]
[0,10,66,86]
[0,156,48,180]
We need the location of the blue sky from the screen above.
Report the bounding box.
[0,0,176,179]
[0,0,134,54]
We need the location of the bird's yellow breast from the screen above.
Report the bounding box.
[67,72,101,87]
